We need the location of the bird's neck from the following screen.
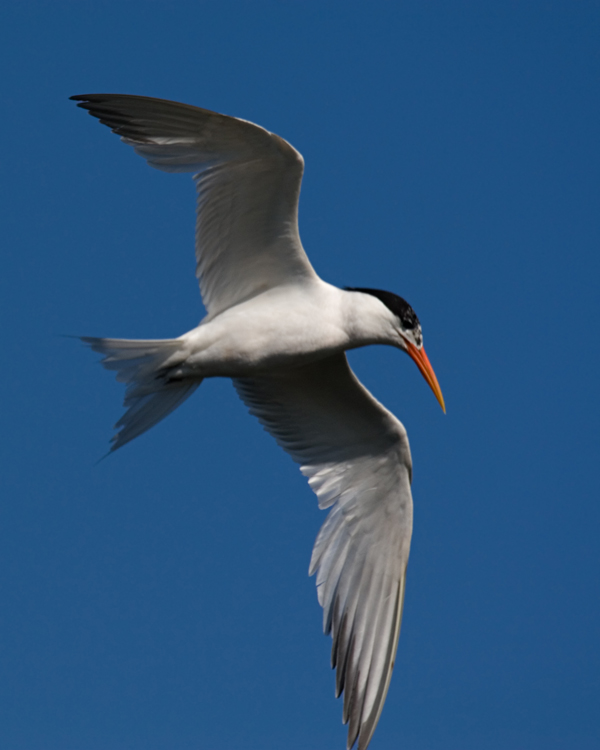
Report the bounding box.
[340,289,399,349]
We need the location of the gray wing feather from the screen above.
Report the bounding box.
[234,354,413,750]
[72,94,317,315]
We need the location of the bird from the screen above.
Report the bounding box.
[71,93,445,750]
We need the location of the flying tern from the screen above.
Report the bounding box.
[71,94,445,750]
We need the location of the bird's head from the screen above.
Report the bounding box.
[345,287,445,412]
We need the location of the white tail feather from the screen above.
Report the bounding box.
[82,337,201,451]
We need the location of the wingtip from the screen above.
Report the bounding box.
[70,93,106,100]
[70,93,94,105]
[93,450,113,466]
[70,93,116,109]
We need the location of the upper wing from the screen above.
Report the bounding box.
[71,94,318,316]
[234,354,414,750]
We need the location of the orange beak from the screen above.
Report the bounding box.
[406,342,446,413]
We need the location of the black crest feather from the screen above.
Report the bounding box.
[344,287,420,331]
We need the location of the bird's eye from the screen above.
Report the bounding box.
[400,309,419,331]
[403,322,422,347]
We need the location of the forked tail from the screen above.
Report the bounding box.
[82,337,201,452]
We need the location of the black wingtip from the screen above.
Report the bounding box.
[70,94,94,104]
[70,94,98,113]
[70,94,116,108]
[70,93,107,100]
[93,450,113,467]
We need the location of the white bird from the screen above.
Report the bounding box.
[71,94,445,750]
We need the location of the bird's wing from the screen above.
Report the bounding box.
[71,94,318,316]
[234,354,413,750]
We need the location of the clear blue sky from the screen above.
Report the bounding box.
[1,2,599,749]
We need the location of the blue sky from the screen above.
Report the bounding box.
[1,2,599,749]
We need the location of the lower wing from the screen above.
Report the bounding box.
[234,353,414,750]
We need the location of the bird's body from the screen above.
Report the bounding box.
[72,93,444,750]
[181,281,350,375]
[162,281,406,377]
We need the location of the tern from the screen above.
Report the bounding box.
[71,94,445,750]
